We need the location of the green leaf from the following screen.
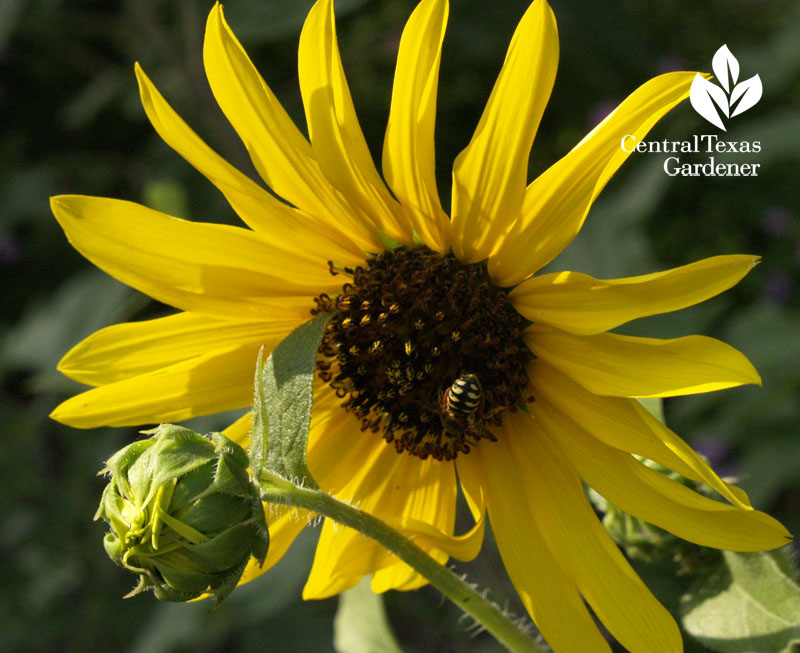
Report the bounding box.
[250,312,332,488]
[333,576,403,653]
[681,549,800,652]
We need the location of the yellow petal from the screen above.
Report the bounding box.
[371,560,428,593]
[370,505,487,592]
[525,323,761,397]
[134,63,370,264]
[455,447,486,523]
[382,0,451,253]
[305,388,419,596]
[510,255,759,335]
[529,360,751,508]
[298,0,413,246]
[490,72,698,285]
[307,384,386,493]
[479,442,612,652]
[451,0,558,264]
[50,343,260,428]
[306,517,396,599]
[305,448,458,597]
[200,6,381,255]
[385,513,485,563]
[58,312,301,386]
[534,399,792,551]
[51,195,335,320]
[304,385,466,597]
[303,441,401,598]
[500,411,682,653]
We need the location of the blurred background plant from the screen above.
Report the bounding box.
[1,0,798,651]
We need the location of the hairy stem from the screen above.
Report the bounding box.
[259,475,546,653]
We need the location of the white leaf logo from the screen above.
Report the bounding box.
[690,74,729,131]
[712,44,739,92]
[690,45,761,130]
[730,74,762,117]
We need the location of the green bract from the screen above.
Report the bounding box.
[95,424,269,603]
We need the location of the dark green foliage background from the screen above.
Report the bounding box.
[1,1,798,651]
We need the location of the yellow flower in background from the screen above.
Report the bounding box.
[51,0,791,650]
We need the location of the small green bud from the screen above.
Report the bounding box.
[95,424,269,604]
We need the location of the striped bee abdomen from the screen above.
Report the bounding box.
[444,374,482,418]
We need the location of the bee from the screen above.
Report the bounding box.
[439,374,497,445]
[441,374,483,421]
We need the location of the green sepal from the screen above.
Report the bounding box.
[249,510,269,565]
[103,439,155,502]
[182,522,264,571]
[102,531,125,565]
[210,431,250,470]
[135,425,217,500]
[168,462,216,511]
[250,312,332,488]
[148,583,200,603]
[175,493,251,532]
[208,557,250,606]
[152,561,222,594]
[211,439,255,498]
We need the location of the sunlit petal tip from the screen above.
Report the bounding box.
[50,194,77,221]
[299,0,414,246]
[451,0,559,263]
[51,195,100,240]
[55,350,82,381]
[49,401,82,428]
[510,254,765,335]
[206,3,230,43]
[526,327,763,398]
[382,0,451,253]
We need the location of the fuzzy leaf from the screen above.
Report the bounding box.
[251,312,332,487]
[681,550,800,652]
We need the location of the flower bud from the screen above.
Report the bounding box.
[95,424,269,603]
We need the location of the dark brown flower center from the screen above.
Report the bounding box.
[312,246,533,461]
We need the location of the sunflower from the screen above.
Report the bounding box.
[51,0,790,650]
